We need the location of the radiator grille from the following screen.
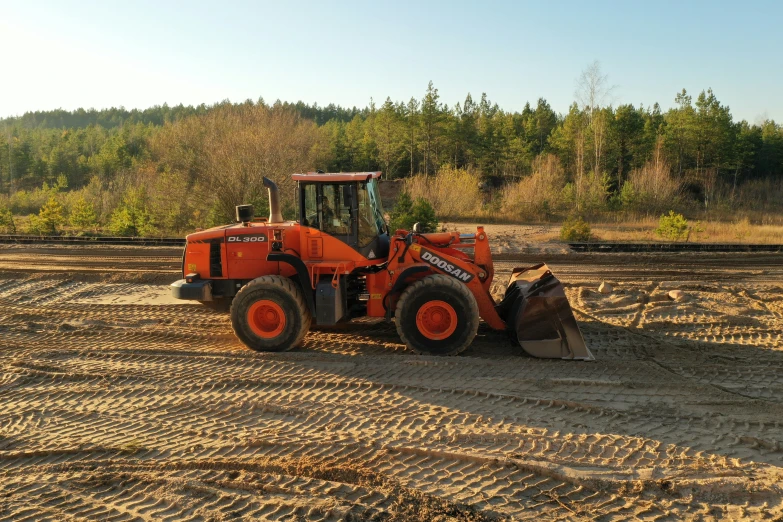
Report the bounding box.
[310,238,323,258]
[209,240,223,277]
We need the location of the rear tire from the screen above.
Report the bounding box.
[395,274,479,355]
[231,275,311,352]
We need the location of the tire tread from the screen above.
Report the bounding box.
[394,274,479,355]
[231,275,311,351]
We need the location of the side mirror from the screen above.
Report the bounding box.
[412,222,422,233]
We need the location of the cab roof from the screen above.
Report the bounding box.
[291,171,382,182]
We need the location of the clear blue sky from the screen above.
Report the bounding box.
[1,0,781,122]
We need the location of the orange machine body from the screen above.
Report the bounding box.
[174,171,592,360]
[183,220,505,329]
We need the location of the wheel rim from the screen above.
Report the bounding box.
[247,300,286,338]
[416,300,457,340]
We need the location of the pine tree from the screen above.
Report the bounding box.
[388,191,437,233]
[611,104,645,186]
[374,98,405,178]
[69,196,98,230]
[420,81,443,175]
[0,205,15,233]
[29,196,65,234]
[108,188,156,236]
[533,98,557,156]
[389,191,413,231]
[408,198,438,233]
[404,98,419,175]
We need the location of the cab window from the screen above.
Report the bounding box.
[358,182,378,247]
[302,184,317,227]
[367,179,387,234]
[321,184,351,235]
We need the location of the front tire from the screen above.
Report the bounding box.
[231,276,311,352]
[395,274,479,355]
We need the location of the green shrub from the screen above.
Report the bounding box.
[559,216,592,241]
[408,198,438,233]
[655,210,689,241]
[108,188,156,236]
[618,181,638,209]
[108,207,136,236]
[0,205,16,233]
[389,191,438,233]
[9,178,68,216]
[579,171,611,212]
[28,196,65,235]
[69,196,98,231]
[389,191,413,231]
[54,174,68,191]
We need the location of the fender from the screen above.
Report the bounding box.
[267,252,316,316]
[382,264,431,320]
[389,265,430,297]
[406,243,506,330]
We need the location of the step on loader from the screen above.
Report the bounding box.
[171,172,593,360]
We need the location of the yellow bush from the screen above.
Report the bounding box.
[654,210,689,241]
[0,204,15,233]
[502,154,567,219]
[28,196,65,235]
[560,216,592,241]
[404,166,483,219]
[625,160,680,211]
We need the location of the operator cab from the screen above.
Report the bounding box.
[295,171,390,260]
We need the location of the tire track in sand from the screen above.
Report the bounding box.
[2,267,783,520]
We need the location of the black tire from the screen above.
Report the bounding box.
[395,274,479,355]
[230,275,311,352]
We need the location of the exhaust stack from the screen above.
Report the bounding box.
[263,176,284,223]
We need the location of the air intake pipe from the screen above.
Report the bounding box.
[263,176,284,224]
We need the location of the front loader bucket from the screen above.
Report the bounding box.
[496,263,594,360]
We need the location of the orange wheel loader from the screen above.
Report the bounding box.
[171,172,593,359]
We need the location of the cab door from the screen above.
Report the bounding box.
[320,183,358,248]
[299,182,358,249]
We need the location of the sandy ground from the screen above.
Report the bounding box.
[1,246,783,520]
[442,223,572,256]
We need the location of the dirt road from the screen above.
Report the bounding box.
[1,246,782,520]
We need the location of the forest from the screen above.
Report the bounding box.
[1,68,782,236]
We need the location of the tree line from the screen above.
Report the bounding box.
[1,66,782,234]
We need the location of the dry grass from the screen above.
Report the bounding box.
[445,217,783,245]
[400,157,783,231]
[558,217,783,244]
[501,154,567,219]
[624,159,681,212]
